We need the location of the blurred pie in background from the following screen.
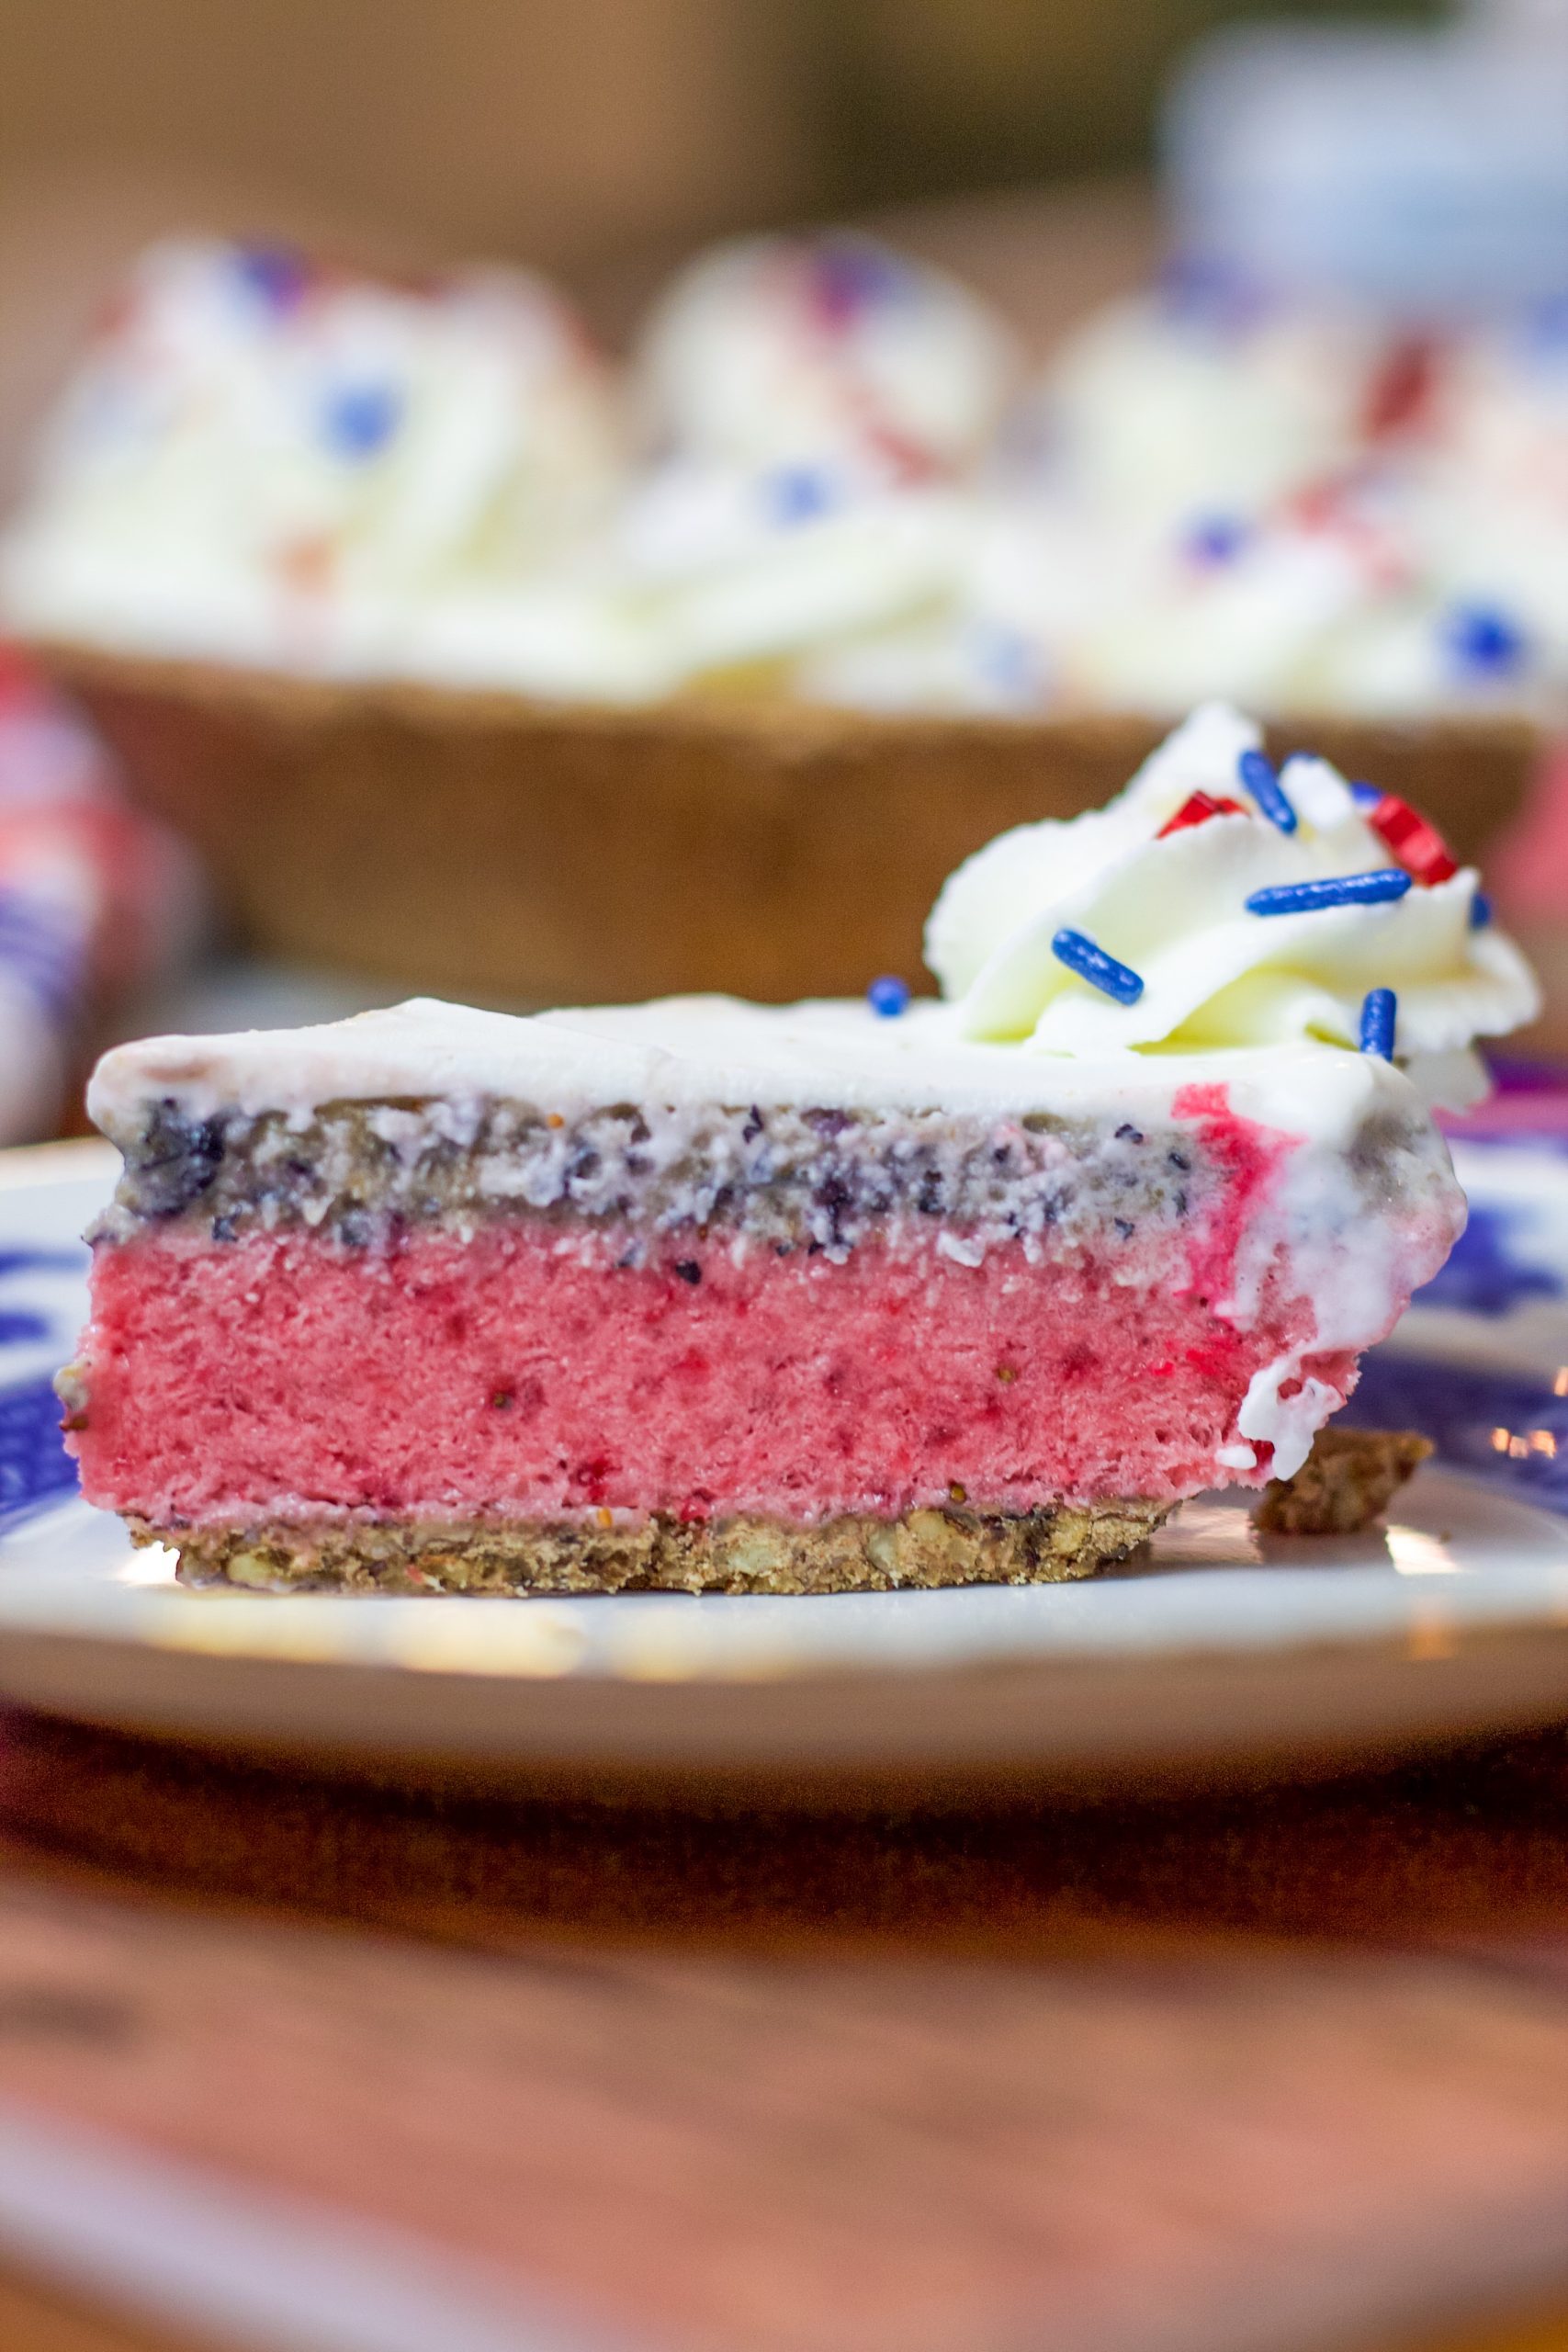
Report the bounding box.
[0,223,1549,1011]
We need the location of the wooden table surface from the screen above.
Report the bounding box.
[0,1714,1563,2352]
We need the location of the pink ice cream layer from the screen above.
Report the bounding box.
[73,1166,1437,1528]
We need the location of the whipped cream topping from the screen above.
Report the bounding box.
[927,702,1538,1102]
[6,232,1567,722]
[603,233,1016,681]
[934,285,1568,724]
[0,239,625,678]
[88,989,1423,1147]
[1010,287,1381,536]
[603,468,977,681]
[636,233,1018,480]
[2,232,1021,698]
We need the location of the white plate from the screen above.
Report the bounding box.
[6,1139,1568,1795]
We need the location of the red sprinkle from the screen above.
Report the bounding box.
[1361,792,1459,886]
[0,641,39,714]
[1360,336,1438,442]
[1158,791,1248,839]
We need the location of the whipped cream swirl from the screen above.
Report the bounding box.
[926,702,1539,1104]
[636,232,1018,479]
[0,239,625,679]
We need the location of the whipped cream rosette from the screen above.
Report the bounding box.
[1053,478,1437,719]
[905,304,1417,723]
[874,289,1558,729]
[6,222,1567,740]
[1,239,625,678]
[1008,281,1382,539]
[1381,322,1568,704]
[636,232,1018,479]
[612,232,1017,691]
[795,290,1424,725]
[606,453,980,684]
[928,703,1538,1103]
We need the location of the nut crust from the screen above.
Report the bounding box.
[143,1499,1171,1597]
[1253,1426,1433,1536]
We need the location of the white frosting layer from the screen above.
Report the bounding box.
[90,987,1430,1149]
[927,703,1538,1100]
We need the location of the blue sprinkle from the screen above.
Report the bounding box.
[1247,870,1413,917]
[1445,602,1527,677]
[764,464,836,526]
[1181,513,1250,567]
[1157,254,1266,334]
[321,382,402,459]
[813,240,906,322]
[1051,928,1144,1005]
[1525,294,1568,357]
[234,246,310,315]
[866,974,910,1019]
[1471,888,1493,930]
[1237,748,1297,834]
[1359,988,1398,1059]
[968,621,1038,696]
[1348,779,1383,808]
